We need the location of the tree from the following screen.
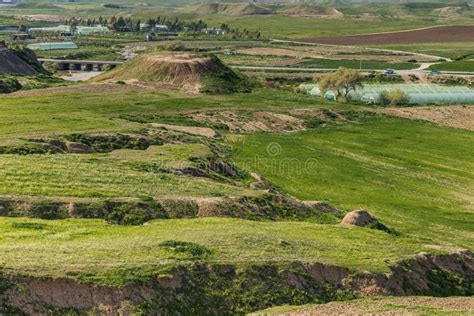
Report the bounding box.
[318,67,363,102]
[380,89,410,106]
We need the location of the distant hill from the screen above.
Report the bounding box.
[179,2,273,16]
[280,4,343,17]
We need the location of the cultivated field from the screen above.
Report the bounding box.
[297,25,474,45]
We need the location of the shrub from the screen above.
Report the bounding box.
[159,240,212,259]
[0,77,22,94]
[380,89,410,106]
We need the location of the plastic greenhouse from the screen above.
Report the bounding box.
[300,84,474,105]
[27,42,78,51]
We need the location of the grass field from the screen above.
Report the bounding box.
[0,216,428,285]
[0,148,248,198]
[363,42,474,60]
[230,115,474,250]
[428,61,474,72]
[219,53,418,70]
[0,87,343,144]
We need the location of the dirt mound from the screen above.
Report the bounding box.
[0,45,39,76]
[297,25,474,45]
[180,3,273,16]
[341,210,397,235]
[341,210,377,226]
[96,53,252,94]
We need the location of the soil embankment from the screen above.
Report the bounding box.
[1,250,472,314]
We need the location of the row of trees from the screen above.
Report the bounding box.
[64,16,208,32]
[62,16,262,38]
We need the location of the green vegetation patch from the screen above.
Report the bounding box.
[429,60,474,72]
[0,217,426,283]
[0,154,250,198]
[230,115,474,250]
[300,59,418,70]
[0,77,21,94]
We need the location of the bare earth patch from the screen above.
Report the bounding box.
[150,123,218,138]
[8,83,146,97]
[259,297,474,315]
[191,111,305,133]
[380,106,474,131]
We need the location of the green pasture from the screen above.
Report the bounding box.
[230,115,474,250]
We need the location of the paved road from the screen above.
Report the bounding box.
[231,65,474,76]
[271,39,452,62]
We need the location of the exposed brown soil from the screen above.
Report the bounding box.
[281,296,474,315]
[341,210,378,226]
[380,106,474,131]
[7,83,145,97]
[150,123,218,138]
[191,111,305,133]
[2,251,473,314]
[296,26,474,45]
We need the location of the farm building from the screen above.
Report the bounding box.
[300,83,474,105]
[27,42,78,51]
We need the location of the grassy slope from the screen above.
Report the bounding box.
[230,115,474,250]
[0,85,469,284]
[0,217,426,284]
[0,87,341,144]
[0,151,248,198]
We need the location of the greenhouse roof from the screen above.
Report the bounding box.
[28,25,70,33]
[27,42,78,51]
[76,26,109,35]
[300,83,474,105]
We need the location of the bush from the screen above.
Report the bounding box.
[0,77,22,94]
[159,240,212,259]
[380,89,410,106]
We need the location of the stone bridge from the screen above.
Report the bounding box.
[38,58,124,71]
